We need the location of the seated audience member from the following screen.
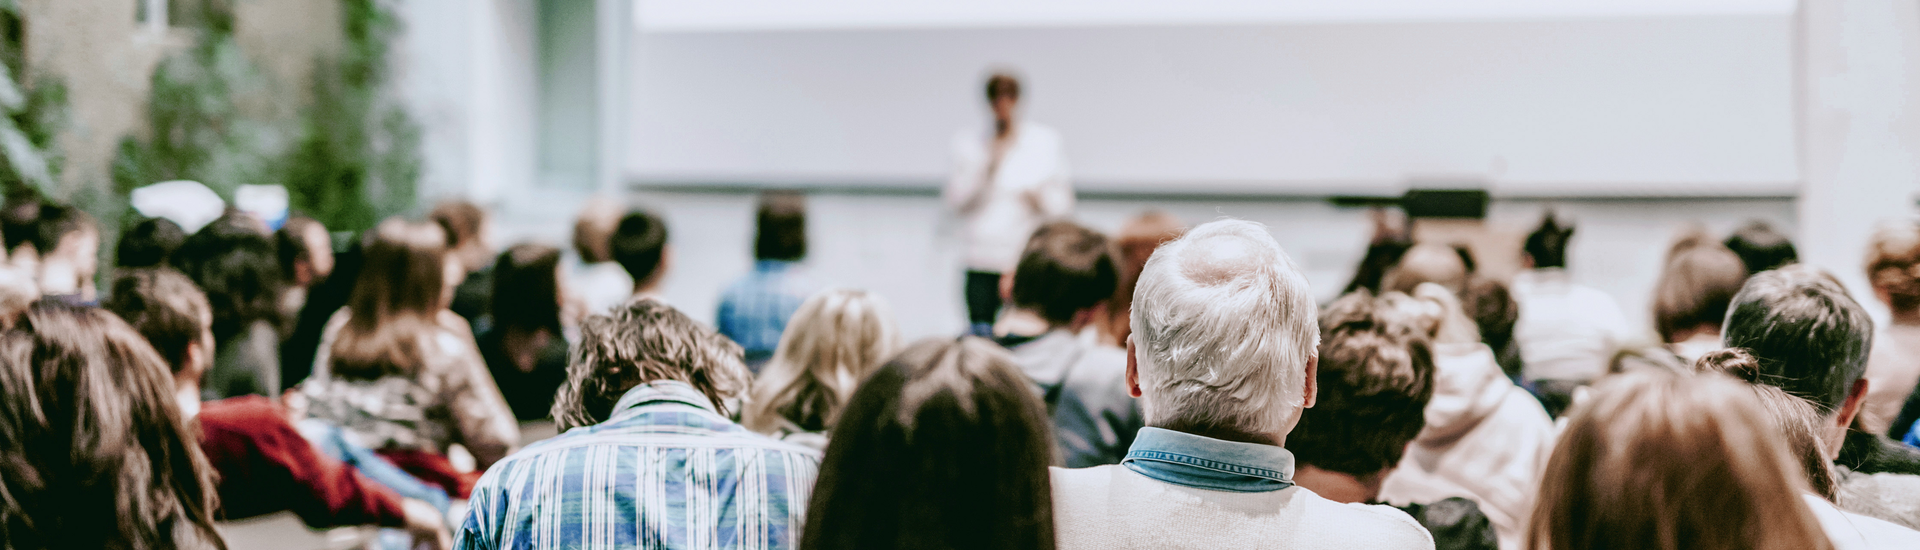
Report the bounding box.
[1382,243,1468,296]
[566,198,634,316]
[303,218,518,498]
[1374,284,1554,550]
[282,239,363,391]
[1293,291,1498,550]
[1652,237,1748,364]
[1100,210,1185,347]
[276,215,335,319]
[1343,208,1415,296]
[1509,213,1630,414]
[717,191,818,368]
[30,203,101,302]
[117,215,187,268]
[458,298,819,549]
[742,288,899,450]
[1724,268,1920,528]
[0,302,225,549]
[1529,369,1838,550]
[478,243,573,421]
[611,208,671,300]
[1460,276,1522,380]
[433,200,496,334]
[1863,222,1920,435]
[802,337,1058,550]
[1048,219,1434,550]
[171,213,287,399]
[104,268,450,547]
[996,221,1144,467]
[1726,219,1799,275]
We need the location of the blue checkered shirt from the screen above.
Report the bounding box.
[456,381,822,550]
[716,261,815,362]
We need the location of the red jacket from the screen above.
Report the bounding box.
[197,396,408,528]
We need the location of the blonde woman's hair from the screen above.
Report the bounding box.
[744,289,900,435]
[1528,369,1834,550]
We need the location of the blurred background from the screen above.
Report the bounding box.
[0,0,1913,340]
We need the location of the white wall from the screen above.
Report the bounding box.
[395,0,538,206]
[625,16,1796,195]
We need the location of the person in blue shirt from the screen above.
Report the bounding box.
[717,191,817,370]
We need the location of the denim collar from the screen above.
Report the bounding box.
[754,260,798,273]
[1122,427,1296,493]
[610,380,717,419]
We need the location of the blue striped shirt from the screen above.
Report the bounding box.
[716,261,816,363]
[456,381,822,550]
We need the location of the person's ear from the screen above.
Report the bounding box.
[1301,355,1319,409]
[182,338,209,382]
[1836,378,1870,430]
[1126,337,1143,399]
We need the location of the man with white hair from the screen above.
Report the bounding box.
[1050,219,1435,550]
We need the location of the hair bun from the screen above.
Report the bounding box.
[1694,348,1762,384]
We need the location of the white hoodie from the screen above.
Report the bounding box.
[1379,342,1556,550]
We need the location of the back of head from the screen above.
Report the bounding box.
[169,214,285,342]
[985,72,1022,102]
[754,191,807,262]
[429,200,486,250]
[744,288,899,435]
[275,216,329,282]
[572,198,625,264]
[610,209,669,285]
[0,301,225,550]
[1131,219,1317,439]
[1694,348,1838,499]
[104,267,212,374]
[330,218,448,380]
[802,337,1054,550]
[1866,220,1920,313]
[1524,213,1575,269]
[118,216,187,269]
[1726,220,1798,275]
[1011,221,1118,326]
[1653,241,1749,342]
[1722,267,1873,413]
[29,203,96,256]
[489,243,563,336]
[1291,291,1437,478]
[1530,368,1831,550]
[1461,276,1519,351]
[1383,243,1468,295]
[1,191,41,253]
[551,298,747,430]
[1105,211,1187,345]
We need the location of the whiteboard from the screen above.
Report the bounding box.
[624,15,1796,196]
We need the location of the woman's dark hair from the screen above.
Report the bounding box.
[753,191,807,262]
[1726,220,1798,275]
[611,209,669,284]
[0,301,226,549]
[117,217,187,269]
[169,214,285,343]
[801,337,1056,550]
[491,243,563,337]
[329,218,447,380]
[1525,213,1575,269]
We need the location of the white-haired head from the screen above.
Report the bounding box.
[1129,219,1319,440]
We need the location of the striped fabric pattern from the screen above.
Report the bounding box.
[456,381,821,550]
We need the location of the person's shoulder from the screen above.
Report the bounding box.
[1293,489,1435,546]
[1049,464,1128,496]
[199,395,286,428]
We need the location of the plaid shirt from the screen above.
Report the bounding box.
[716,261,816,362]
[456,381,822,550]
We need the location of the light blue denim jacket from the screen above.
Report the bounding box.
[1121,427,1296,493]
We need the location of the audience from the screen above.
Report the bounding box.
[1293,291,1498,550]
[276,215,335,320]
[996,221,1143,467]
[281,237,364,390]
[432,200,496,335]
[742,288,899,450]
[118,215,187,268]
[717,190,818,369]
[1726,219,1800,275]
[802,336,1057,550]
[1529,368,1835,550]
[0,301,225,549]
[611,208,671,300]
[565,197,634,317]
[103,267,450,547]
[1373,283,1554,550]
[1651,236,1748,364]
[1864,221,1920,435]
[29,203,101,302]
[458,298,819,549]
[1100,210,1185,347]
[172,213,288,399]
[1048,219,1434,549]
[301,218,518,498]
[477,243,573,421]
[1509,213,1630,416]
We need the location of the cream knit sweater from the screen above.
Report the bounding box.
[1051,465,1435,550]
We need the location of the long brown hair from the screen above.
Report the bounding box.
[331,218,448,380]
[0,301,225,549]
[1528,369,1832,550]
